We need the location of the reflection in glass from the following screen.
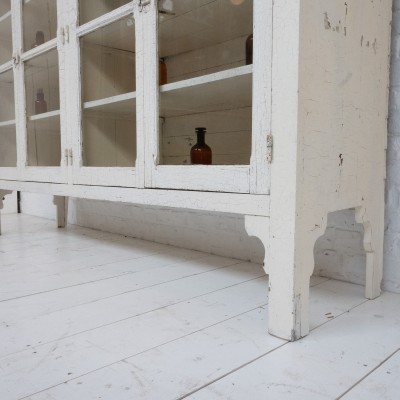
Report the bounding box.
[80,16,137,167]
[81,15,136,102]
[82,107,136,167]
[27,117,61,166]
[0,68,16,167]
[79,0,131,25]
[25,49,61,166]
[23,0,57,51]
[0,69,15,122]
[158,0,253,166]
[25,49,60,116]
[0,0,12,65]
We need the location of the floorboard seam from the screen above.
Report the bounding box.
[0,275,267,359]
[335,347,400,399]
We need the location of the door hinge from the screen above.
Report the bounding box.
[139,0,151,12]
[267,134,273,163]
[68,149,73,165]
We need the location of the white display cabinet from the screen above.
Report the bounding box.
[0,0,392,341]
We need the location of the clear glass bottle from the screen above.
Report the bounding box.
[35,88,47,114]
[159,58,167,85]
[190,127,212,165]
[246,33,253,65]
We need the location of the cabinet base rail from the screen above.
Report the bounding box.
[0,182,383,342]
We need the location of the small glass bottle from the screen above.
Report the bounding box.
[35,88,47,114]
[190,127,212,165]
[159,58,167,85]
[32,30,45,49]
[246,33,253,65]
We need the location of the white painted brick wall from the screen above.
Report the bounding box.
[383,0,400,293]
[18,0,400,293]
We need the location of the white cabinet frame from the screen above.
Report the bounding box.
[143,0,272,194]
[0,0,393,342]
[11,0,69,184]
[67,0,143,188]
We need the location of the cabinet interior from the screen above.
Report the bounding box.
[79,0,132,25]
[0,69,16,167]
[25,49,61,167]
[23,0,57,52]
[158,0,253,166]
[80,14,137,167]
[0,1,12,66]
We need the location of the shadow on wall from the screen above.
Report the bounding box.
[69,198,265,265]
[314,208,366,286]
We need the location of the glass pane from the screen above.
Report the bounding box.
[25,49,61,166]
[0,69,15,122]
[25,49,60,116]
[0,0,12,65]
[27,116,61,166]
[23,0,57,52]
[0,69,16,167]
[81,16,136,102]
[80,16,137,167]
[158,0,253,166]
[79,0,131,25]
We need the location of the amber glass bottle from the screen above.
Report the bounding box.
[159,58,167,85]
[246,33,253,65]
[32,30,45,49]
[190,127,212,165]
[35,89,47,114]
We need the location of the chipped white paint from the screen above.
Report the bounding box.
[0,0,392,341]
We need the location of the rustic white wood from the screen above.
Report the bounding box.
[0,179,269,215]
[52,195,68,228]
[0,0,392,342]
[0,189,12,235]
[267,0,392,340]
[341,349,400,400]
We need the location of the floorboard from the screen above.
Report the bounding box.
[0,214,399,400]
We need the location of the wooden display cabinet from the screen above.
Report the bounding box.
[0,0,393,341]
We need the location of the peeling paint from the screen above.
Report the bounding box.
[324,12,331,30]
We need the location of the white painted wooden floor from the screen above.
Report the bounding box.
[0,214,399,400]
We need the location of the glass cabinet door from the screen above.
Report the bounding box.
[16,0,67,183]
[144,0,271,194]
[70,1,139,187]
[158,0,253,166]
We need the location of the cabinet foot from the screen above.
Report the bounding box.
[355,206,384,299]
[0,190,13,235]
[244,215,269,274]
[53,196,68,228]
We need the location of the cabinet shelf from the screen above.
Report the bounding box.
[0,10,10,24]
[160,65,252,118]
[0,119,15,128]
[83,92,136,115]
[29,109,60,122]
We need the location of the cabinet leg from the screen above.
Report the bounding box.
[355,206,384,299]
[53,196,68,228]
[0,190,13,235]
[268,213,328,341]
